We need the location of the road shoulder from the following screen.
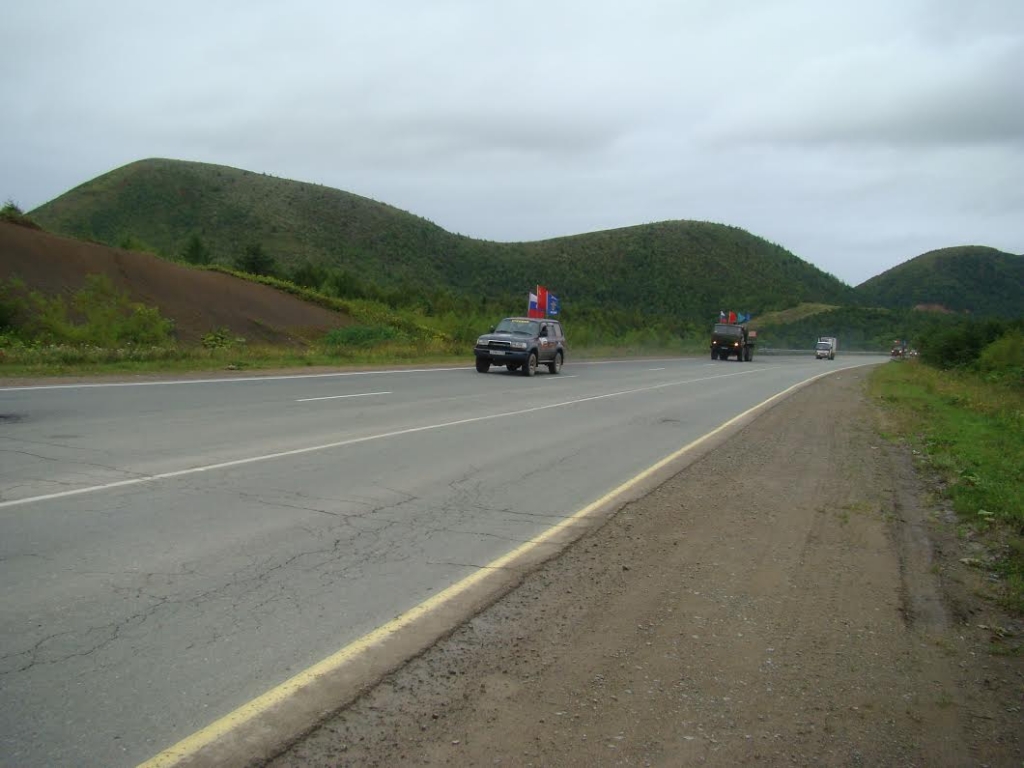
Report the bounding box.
[270,367,1023,767]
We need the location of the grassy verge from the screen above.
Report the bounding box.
[0,343,707,379]
[0,344,471,378]
[0,328,708,379]
[868,361,1024,614]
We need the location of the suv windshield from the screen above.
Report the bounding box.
[494,318,539,335]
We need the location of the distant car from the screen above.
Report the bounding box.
[474,317,566,376]
[815,341,835,360]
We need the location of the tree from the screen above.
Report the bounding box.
[289,261,328,289]
[233,243,277,276]
[1,199,41,229]
[1,198,23,216]
[181,233,211,265]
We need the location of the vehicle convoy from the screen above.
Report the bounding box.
[474,317,566,376]
[710,323,755,361]
[815,336,837,360]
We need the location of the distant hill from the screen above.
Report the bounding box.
[29,158,857,324]
[0,221,351,345]
[855,246,1023,317]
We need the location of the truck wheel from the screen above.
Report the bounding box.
[547,351,563,374]
[523,351,537,376]
[711,349,718,360]
[475,358,490,373]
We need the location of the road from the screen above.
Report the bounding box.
[268,365,1024,767]
[0,355,884,767]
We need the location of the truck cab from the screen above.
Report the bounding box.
[711,323,754,361]
[815,337,836,360]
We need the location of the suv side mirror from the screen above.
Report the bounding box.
[489,326,495,333]
[540,327,548,337]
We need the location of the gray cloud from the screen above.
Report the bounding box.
[1,0,1020,286]
[700,33,1024,148]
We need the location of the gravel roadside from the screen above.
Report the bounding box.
[269,367,1023,767]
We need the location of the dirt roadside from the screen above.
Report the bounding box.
[269,367,1023,767]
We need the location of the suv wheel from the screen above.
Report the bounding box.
[475,358,490,373]
[547,351,563,374]
[522,351,537,377]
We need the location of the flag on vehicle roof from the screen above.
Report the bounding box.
[528,291,541,318]
[546,292,560,316]
[528,285,551,318]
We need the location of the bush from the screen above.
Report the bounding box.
[977,329,1024,387]
[0,274,174,346]
[0,199,41,230]
[917,318,1014,370]
[201,327,245,349]
[322,325,403,349]
[0,278,27,330]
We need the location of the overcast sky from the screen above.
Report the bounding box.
[2,0,1021,285]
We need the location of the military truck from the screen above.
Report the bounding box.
[711,323,755,361]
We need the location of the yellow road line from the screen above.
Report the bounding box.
[138,365,855,767]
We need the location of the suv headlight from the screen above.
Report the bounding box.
[511,341,528,349]
[476,337,487,345]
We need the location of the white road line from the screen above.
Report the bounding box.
[648,367,666,371]
[0,367,468,392]
[0,367,769,510]
[296,391,391,403]
[137,362,864,768]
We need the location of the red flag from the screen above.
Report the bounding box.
[728,311,737,323]
[536,286,548,318]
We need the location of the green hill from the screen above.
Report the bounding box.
[29,158,856,327]
[855,246,1023,317]
[29,158,461,287]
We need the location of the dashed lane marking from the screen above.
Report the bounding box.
[137,363,877,767]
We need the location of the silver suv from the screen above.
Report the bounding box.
[474,317,566,376]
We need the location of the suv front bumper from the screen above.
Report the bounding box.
[474,346,532,365]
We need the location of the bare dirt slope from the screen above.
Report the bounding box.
[0,222,350,345]
[271,367,1022,767]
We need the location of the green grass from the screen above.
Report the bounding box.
[0,345,470,378]
[868,361,1024,613]
[752,302,839,327]
[0,335,704,379]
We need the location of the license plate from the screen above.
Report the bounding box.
[492,350,505,355]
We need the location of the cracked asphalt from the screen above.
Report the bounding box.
[270,367,1024,767]
[2,358,909,766]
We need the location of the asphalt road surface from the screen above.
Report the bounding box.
[0,355,885,767]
